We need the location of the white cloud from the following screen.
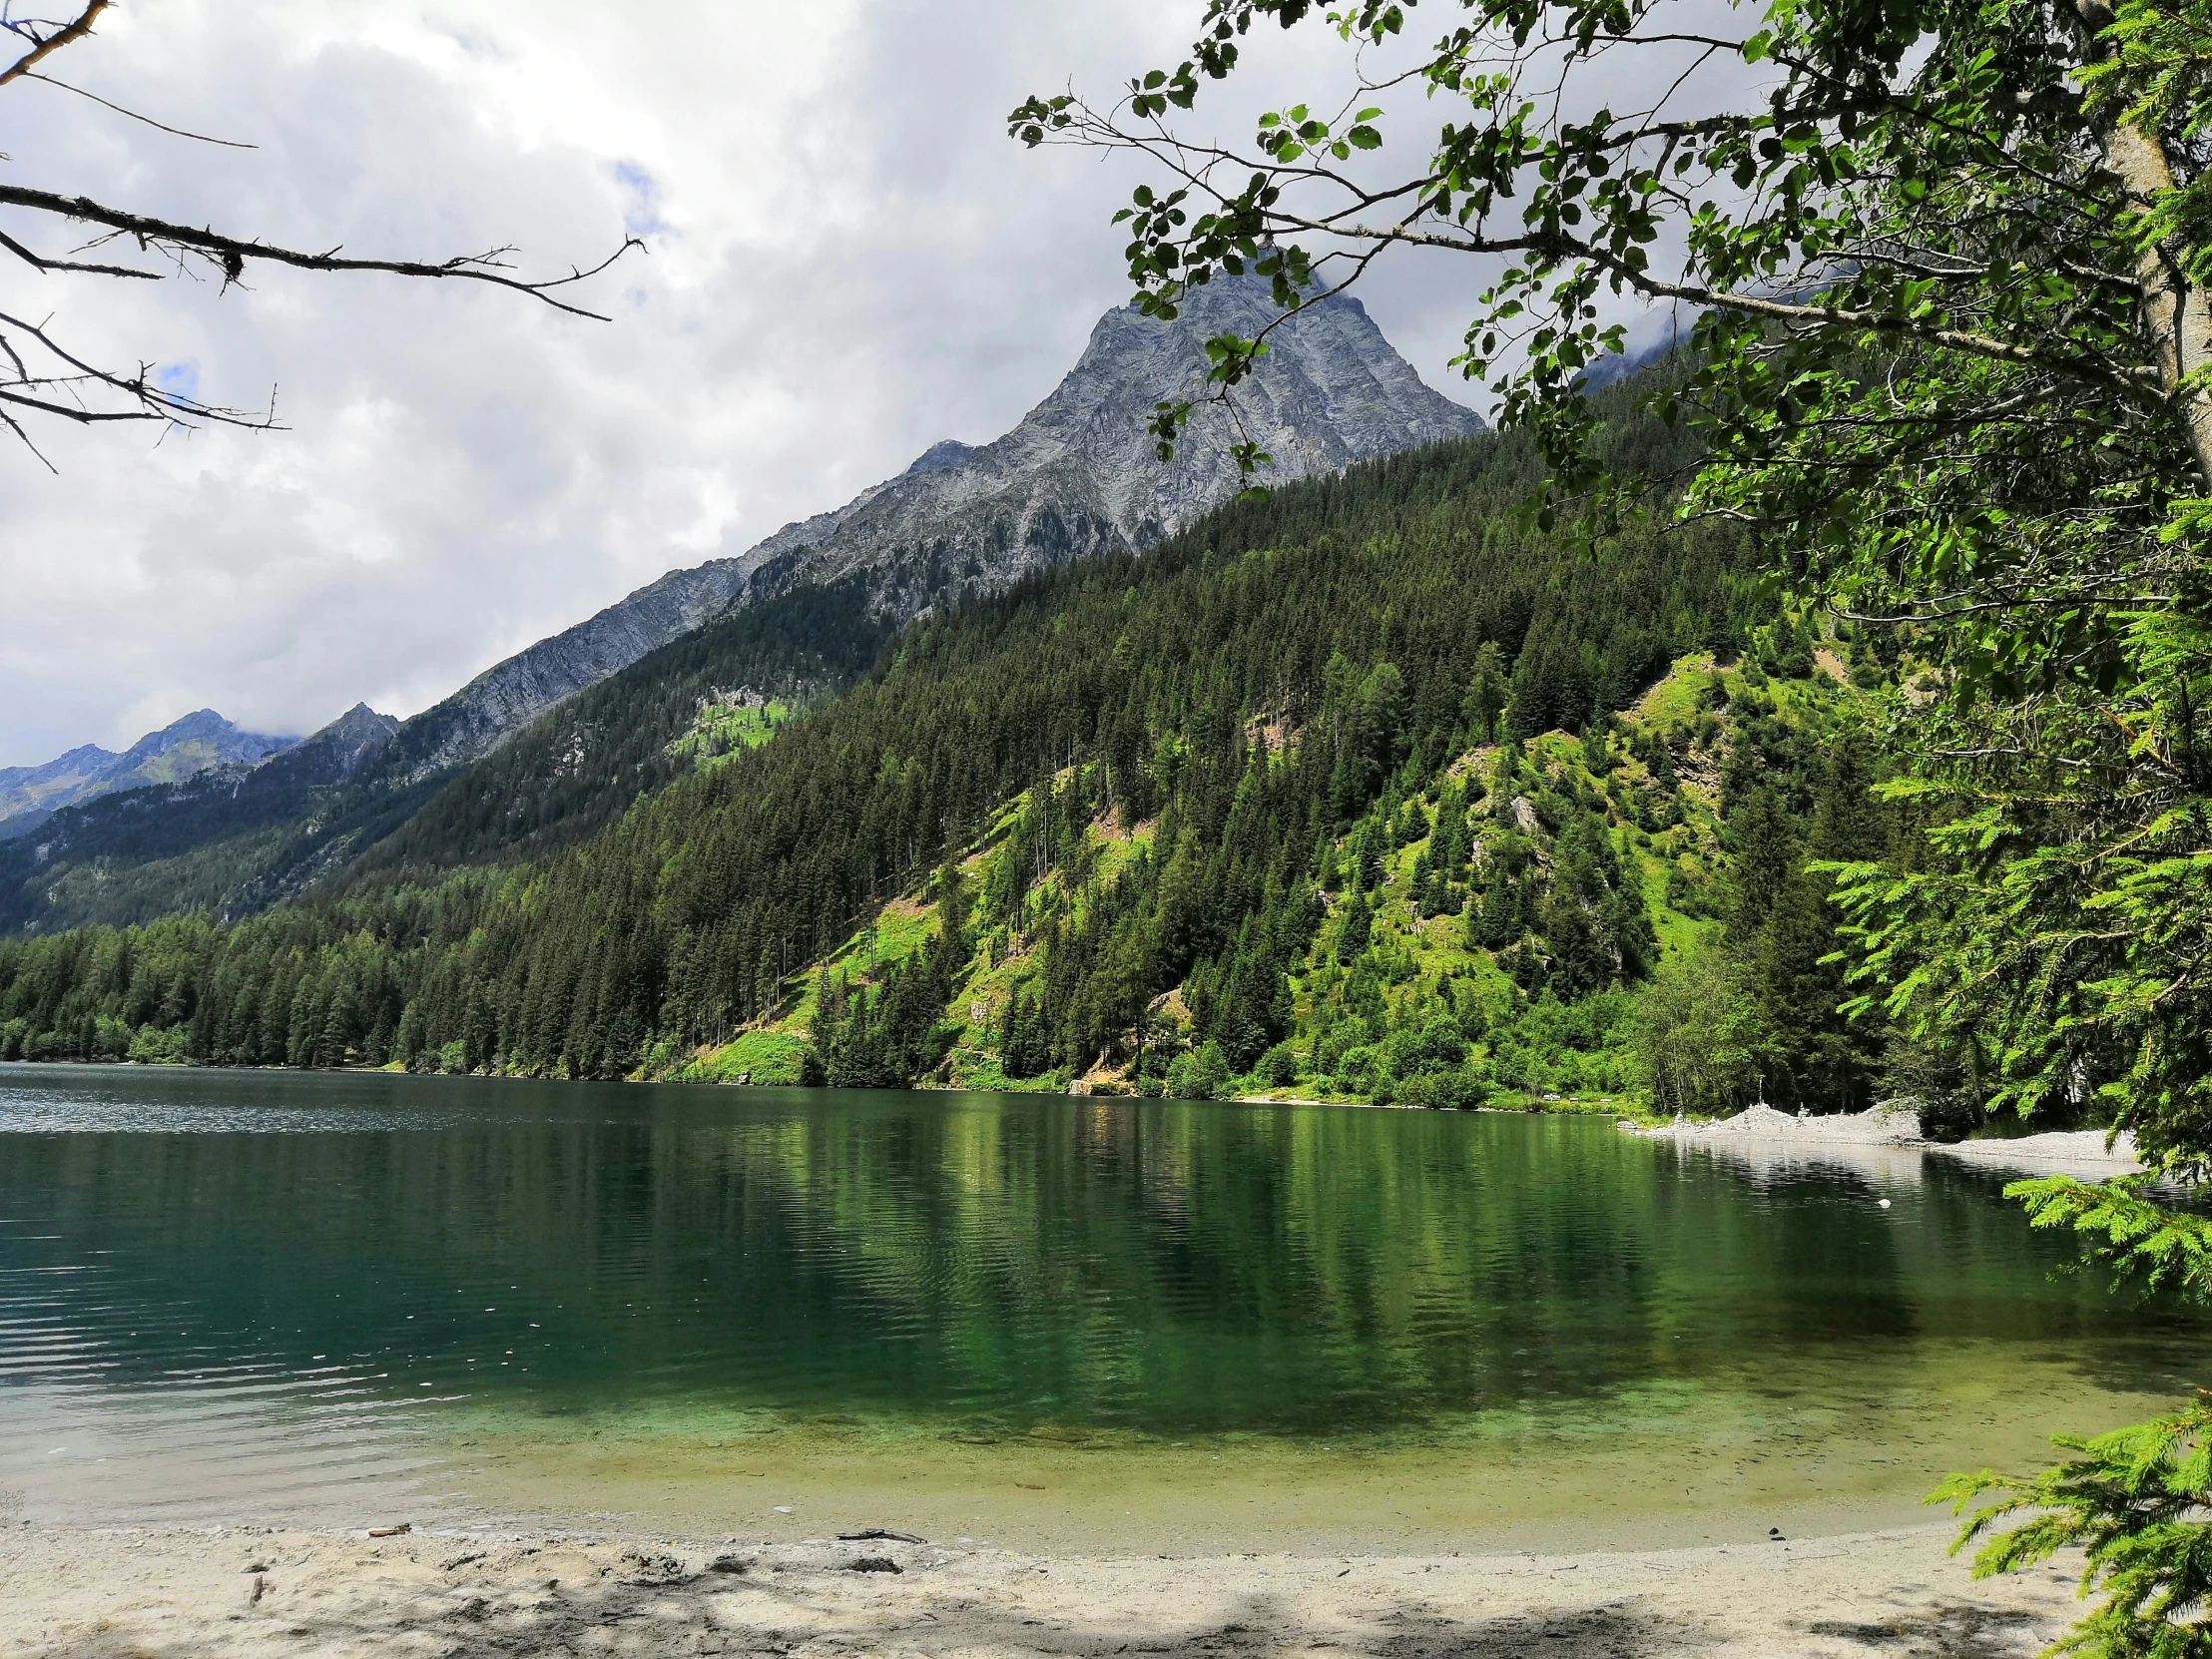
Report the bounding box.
[0,0,1738,765]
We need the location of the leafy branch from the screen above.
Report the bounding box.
[1935,1398,2212,1659]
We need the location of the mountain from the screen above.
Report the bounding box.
[0,285,1479,935]
[0,704,397,933]
[0,711,295,839]
[0,746,116,830]
[721,278,1486,609]
[394,277,1482,776]
[3,367,1857,1109]
[267,703,400,783]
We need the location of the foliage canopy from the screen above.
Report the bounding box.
[1013,0,2212,1647]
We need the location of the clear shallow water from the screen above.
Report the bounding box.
[0,1064,2204,1549]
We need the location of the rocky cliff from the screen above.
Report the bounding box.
[392,278,1481,774]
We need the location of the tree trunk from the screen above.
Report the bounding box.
[2077,0,2212,482]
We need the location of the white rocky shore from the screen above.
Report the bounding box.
[1629,1102,2145,1179]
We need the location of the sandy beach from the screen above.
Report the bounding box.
[0,1519,2090,1658]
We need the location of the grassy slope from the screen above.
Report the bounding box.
[661,652,1851,1109]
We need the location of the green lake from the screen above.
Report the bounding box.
[0,1064,2202,1553]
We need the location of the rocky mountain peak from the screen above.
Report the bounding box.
[904,439,978,477]
[0,710,294,839]
[724,275,1483,615]
[379,277,1481,776]
[273,704,401,784]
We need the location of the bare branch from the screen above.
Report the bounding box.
[0,0,106,89]
[0,185,645,317]
[0,398,58,471]
[0,224,159,277]
[22,71,257,149]
[0,305,282,433]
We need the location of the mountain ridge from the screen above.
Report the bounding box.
[0,711,295,841]
[387,277,1481,778]
[0,284,1481,934]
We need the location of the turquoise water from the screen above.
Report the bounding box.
[0,1064,2202,1545]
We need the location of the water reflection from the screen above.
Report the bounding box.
[0,1065,2203,1528]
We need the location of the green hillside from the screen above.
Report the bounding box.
[0,376,1897,1113]
[690,643,1876,1116]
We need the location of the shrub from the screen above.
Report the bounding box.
[1396,1067,1482,1111]
[1167,1040,1233,1100]
[1382,1016,1467,1080]
[1335,1045,1382,1093]
[127,1025,192,1065]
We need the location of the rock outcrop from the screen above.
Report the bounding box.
[391,277,1482,775]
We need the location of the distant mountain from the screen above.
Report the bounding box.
[390,277,1483,776]
[0,704,396,934]
[0,711,294,839]
[0,746,116,831]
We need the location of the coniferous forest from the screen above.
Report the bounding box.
[0,379,1905,1118]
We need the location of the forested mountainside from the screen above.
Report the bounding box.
[0,282,1475,937]
[0,375,1908,1116]
[340,579,892,886]
[402,276,1479,781]
[0,705,399,934]
[0,583,890,936]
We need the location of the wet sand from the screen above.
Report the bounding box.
[0,1520,2089,1658]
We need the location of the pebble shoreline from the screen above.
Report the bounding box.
[1628,1102,2146,1178]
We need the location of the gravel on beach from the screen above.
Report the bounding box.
[1632,1102,2145,1178]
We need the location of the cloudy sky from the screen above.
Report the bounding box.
[0,1,1706,766]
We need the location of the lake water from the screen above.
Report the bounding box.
[0,1064,2202,1553]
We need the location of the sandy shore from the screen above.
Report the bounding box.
[0,1520,2089,1658]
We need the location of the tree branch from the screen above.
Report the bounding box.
[0,0,107,89]
[0,225,159,277]
[21,71,256,149]
[0,305,281,432]
[0,184,644,318]
[1602,265,2167,405]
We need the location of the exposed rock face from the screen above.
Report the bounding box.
[726,278,1486,615]
[0,710,294,839]
[258,703,400,787]
[392,277,1482,774]
[391,564,756,777]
